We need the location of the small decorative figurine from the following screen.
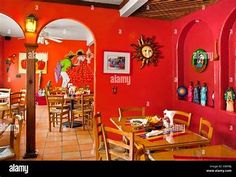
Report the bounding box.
[224,87,236,112]
[187,81,194,102]
[200,82,207,106]
[193,81,201,104]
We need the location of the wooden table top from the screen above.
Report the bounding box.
[110,116,209,151]
[149,145,236,161]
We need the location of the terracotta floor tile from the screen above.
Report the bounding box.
[46,136,62,142]
[43,153,62,160]
[78,138,93,144]
[62,152,81,159]
[62,145,79,153]
[79,143,94,151]
[63,135,77,141]
[44,146,62,154]
[45,141,62,148]
[61,140,76,145]
[80,150,95,158]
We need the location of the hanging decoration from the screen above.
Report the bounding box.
[131,35,162,69]
[86,48,94,64]
[5,54,16,72]
[192,49,208,73]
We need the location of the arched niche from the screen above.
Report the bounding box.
[220,8,236,110]
[36,18,96,92]
[177,20,214,106]
[0,13,25,90]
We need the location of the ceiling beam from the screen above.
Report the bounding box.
[34,0,120,9]
[119,0,148,17]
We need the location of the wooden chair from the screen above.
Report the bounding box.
[101,124,134,161]
[46,95,70,132]
[0,88,11,119]
[10,92,22,116]
[164,110,192,128]
[0,115,24,160]
[19,89,26,120]
[93,112,104,160]
[72,94,94,130]
[2,91,22,119]
[199,117,213,141]
[118,107,145,121]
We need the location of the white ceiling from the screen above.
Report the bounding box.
[0,13,24,38]
[39,19,94,45]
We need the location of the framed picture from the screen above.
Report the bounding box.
[103,51,130,74]
[19,52,48,74]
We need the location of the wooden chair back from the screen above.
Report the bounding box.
[93,112,103,160]
[165,110,191,128]
[118,107,145,121]
[199,117,213,141]
[10,92,22,114]
[101,124,134,161]
[0,88,11,105]
[46,95,70,132]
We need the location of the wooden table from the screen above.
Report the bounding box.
[110,116,210,151]
[149,145,236,161]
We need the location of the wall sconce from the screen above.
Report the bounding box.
[112,86,118,94]
[25,14,37,32]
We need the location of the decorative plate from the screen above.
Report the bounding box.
[177,86,187,98]
[192,49,208,73]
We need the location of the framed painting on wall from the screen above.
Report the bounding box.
[103,51,130,74]
[19,52,48,74]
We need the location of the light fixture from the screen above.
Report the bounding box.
[25,14,37,32]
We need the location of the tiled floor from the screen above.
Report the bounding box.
[19,105,96,160]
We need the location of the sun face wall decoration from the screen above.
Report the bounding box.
[131,35,162,69]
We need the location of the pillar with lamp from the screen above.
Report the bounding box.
[23,13,38,159]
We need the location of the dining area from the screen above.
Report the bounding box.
[44,85,94,132]
[93,107,236,161]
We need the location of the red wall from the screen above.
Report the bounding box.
[172,0,236,148]
[2,38,91,92]
[0,0,173,128]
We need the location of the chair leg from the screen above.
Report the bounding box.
[82,114,85,131]
[71,113,74,128]
[59,115,62,132]
[49,114,51,132]
[68,112,70,128]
